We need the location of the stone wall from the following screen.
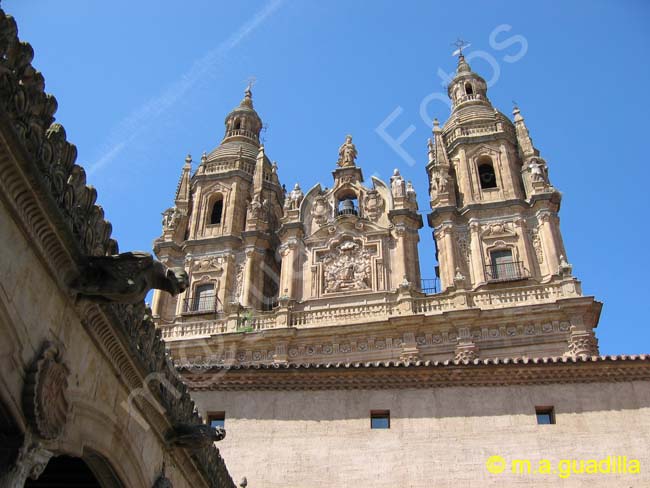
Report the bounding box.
[192,381,650,487]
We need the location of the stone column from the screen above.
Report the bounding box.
[151,289,163,318]
[438,225,456,291]
[278,241,297,299]
[468,221,484,286]
[514,217,534,277]
[456,150,472,205]
[224,180,239,234]
[393,224,408,288]
[240,248,256,308]
[538,211,561,275]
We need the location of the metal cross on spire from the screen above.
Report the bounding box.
[451,38,471,57]
[246,76,257,92]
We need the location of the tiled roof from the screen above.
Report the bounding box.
[180,355,650,391]
[177,354,649,371]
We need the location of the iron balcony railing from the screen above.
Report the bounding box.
[485,261,528,283]
[420,278,440,295]
[182,296,222,314]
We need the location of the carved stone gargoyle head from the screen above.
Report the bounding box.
[70,252,189,304]
[163,267,189,295]
[165,423,226,450]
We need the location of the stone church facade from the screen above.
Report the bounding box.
[0,5,648,486]
[151,55,650,486]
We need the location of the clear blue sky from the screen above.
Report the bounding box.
[6,0,649,354]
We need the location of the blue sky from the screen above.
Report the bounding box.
[6,0,649,354]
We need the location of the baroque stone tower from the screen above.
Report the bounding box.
[428,53,570,291]
[152,61,600,364]
[152,87,284,320]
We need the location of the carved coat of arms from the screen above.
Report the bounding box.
[322,241,372,293]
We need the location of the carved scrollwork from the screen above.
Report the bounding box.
[363,189,384,221]
[310,195,331,226]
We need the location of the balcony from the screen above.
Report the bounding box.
[182,296,223,315]
[485,261,528,283]
[420,278,440,295]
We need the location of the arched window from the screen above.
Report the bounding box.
[465,82,474,95]
[193,283,216,312]
[210,197,223,225]
[233,119,241,130]
[477,157,497,189]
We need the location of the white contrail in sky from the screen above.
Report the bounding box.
[88,0,284,175]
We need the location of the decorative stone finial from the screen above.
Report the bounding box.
[200,151,207,164]
[185,154,192,166]
[241,84,254,108]
[337,134,357,167]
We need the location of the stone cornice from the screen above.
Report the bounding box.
[181,355,650,391]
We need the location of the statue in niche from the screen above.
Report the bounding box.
[322,241,372,293]
[529,159,547,183]
[406,181,417,201]
[162,206,183,230]
[284,183,304,210]
[337,135,357,167]
[390,168,406,198]
[430,168,449,199]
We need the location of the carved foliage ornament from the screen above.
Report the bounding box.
[23,343,70,440]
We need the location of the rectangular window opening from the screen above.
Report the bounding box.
[207,411,225,429]
[535,406,555,425]
[370,410,390,429]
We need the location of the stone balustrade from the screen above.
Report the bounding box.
[158,278,582,340]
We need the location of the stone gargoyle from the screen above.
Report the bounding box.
[70,251,188,303]
[165,423,226,450]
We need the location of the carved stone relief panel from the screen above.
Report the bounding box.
[319,240,376,294]
[23,343,70,440]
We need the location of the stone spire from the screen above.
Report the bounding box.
[253,145,265,195]
[175,153,192,205]
[427,120,455,208]
[431,119,450,166]
[513,105,538,159]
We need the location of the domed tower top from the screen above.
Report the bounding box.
[446,53,491,113]
[222,86,263,143]
[205,86,266,164]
